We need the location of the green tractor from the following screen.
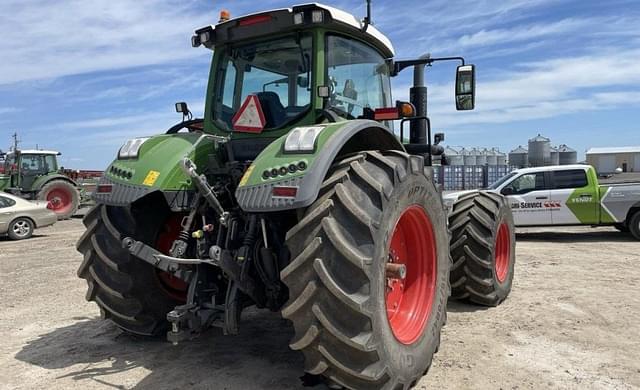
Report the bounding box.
[0,148,80,219]
[77,3,516,388]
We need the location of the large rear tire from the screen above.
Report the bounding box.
[282,151,450,389]
[38,180,79,220]
[448,191,515,306]
[76,204,184,336]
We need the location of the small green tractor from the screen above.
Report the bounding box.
[1,148,81,219]
[77,3,516,388]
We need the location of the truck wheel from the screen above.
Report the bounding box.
[76,204,185,336]
[629,211,640,240]
[8,217,34,240]
[282,151,450,389]
[449,191,515,306]
[38,180,80,220]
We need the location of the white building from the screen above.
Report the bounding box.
[586,146,640,173]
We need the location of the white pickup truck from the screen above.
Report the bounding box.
[444,164,640,240]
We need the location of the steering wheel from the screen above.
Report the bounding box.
[165,119,204,134]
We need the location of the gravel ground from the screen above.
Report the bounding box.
[1,218,639,390]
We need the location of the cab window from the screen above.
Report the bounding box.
[0,195,16,208]
[20,155,47,174]
[213,34,312,130]
[326,35,391,119]
[552,169,588,189]
[502,172,545,195]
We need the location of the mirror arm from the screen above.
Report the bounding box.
[390,56,465,76]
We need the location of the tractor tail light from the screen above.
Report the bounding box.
[374,108,400,121]
[97,184,113,194]
[238,14,272,26]
[272,186,298,198]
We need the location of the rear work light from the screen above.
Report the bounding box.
[272,186,298,198]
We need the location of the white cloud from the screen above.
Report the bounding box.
[0,107,20,114]
[406,48,640,127]
[0,0,215,85]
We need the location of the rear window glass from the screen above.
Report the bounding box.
[0,196,16,208]
[552,170,588,189]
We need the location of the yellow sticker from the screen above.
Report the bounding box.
[238,164,255,187]
[143,170,160,186]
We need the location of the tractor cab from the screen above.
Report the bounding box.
[2,150,61,190]
[194,4,395,142]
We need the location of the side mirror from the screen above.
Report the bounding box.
[501,187,514,196]
[175,102,189,114]
[434,132,445,145]
[297,76,309,88]
[455,64,475,111]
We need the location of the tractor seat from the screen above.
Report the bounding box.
[256,92,286,129]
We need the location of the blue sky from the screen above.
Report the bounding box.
[1,0,639,168]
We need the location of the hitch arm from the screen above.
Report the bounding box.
[121,237,195,282]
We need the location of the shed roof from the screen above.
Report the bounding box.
[586,146,640,155]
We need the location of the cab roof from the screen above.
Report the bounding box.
[513,164,591,174]
[7,150,60,156]
[195,3,395,58]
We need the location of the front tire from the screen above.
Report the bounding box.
[8,217,34,240]
[449,191,516,306]
[38,180,80,220]
[629,211,640,240]
[76,204,183,336]
[282,151,450,389]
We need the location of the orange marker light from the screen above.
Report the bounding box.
[398,102,416,117]
[219,9,231,23]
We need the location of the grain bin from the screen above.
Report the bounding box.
[509,146,528,168]
[528,134,551,166]
[445,146,464,165]
[557,144,577,165]
[496,148,507,165]
[485,148,498,165]
[462,148,477,166]
[475,148,487,165]
[550,146,560,165]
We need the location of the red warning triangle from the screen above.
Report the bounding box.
[232,95,266,133]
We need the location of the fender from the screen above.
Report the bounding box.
[236,119,404,212]
[93,133,220,210]
[32,173,77,192]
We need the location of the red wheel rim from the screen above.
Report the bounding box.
[494,223,511,283]
[46,187,73,215]
[386,205,437,345]
[155,214,188,301]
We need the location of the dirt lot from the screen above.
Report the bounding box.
[1,218,639,390]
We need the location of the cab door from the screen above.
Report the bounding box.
[500,172,552,226]
[550,169,598,224]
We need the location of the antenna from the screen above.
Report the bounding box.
[362,0,372,31]
[12,132,20,152]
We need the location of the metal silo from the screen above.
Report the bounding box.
[496,148,507,166]
[462,148,477,166]
[528,134,551,167]
[445,146,464,165]
[508,146,528,168]
[475,148,487,165]
[485,148,498,165]
[558,144,577,165]
[550,146,560,165]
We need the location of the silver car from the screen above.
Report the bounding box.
[0,192,58,240]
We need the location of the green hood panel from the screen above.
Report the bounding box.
[104,133,218,191]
